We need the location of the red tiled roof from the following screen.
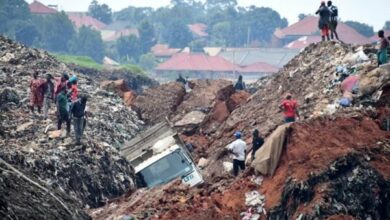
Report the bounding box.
[239,62,279,73]
[29,0,57,14]
[370,30,390,42]
[156,53,236,72]
[275,16,371,45]
[284,36,322,49]
[151,44,181,57]
[105,29,139,42]
[188,23,208,37]
[67,13,107,30]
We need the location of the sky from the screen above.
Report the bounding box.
[26,0,390,30]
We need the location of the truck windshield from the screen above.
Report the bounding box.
[136,150,193,188]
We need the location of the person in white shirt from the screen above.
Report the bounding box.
[226,131,247,176]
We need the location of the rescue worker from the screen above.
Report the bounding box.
[70,95,87,145]
[42,74,55,120]
[56,87,71,136]
[377,30,389,66]
[327,1,339,40]
[316,1,331,41]
[279,93,300,123]
[234,75,246,91]
[226,131,247,176]
[251,129,264,160]
[29,71,45,114]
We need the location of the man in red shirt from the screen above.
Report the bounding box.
[279,93,300,123]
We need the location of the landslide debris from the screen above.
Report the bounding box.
[0,35,144,214]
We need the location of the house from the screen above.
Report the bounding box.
[155,53,278,81]
[66,12,107,30]
[218,48,300,68]
[284,36,322,49]
[151,44,182,62]
[188,23,208,38]
[272,16,371,47]
[29,0,57,15]
[101,28,139,42]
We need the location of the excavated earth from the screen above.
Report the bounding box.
[0,35,148,217]
[91,41,389,220]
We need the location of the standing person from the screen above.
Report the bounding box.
[56,87,71,136]
[70,95,87,145]
[316,1,331,41]
[327,1,339,40]
[234,75,246,91]
[68,80,79,102]
[377,30,389,66]
[29,71,45,114]
[251,129,264,160]
[226,131,247,176]
[42,74,55,120]
[279,93,300,123]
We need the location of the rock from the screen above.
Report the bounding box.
[123,91,136,106]
[0,52,15,62]
[198,157,209,168]
[211,101,230,123]
[48,130,62,139]
[223,162,233,173]
[100,79,130,97]
[175,111,206,127]
[226,91,250,112]
[16,121,33,132]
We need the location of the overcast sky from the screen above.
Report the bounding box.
[26,0,389,30]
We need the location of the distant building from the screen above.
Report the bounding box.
[188,23,208,38]
[151,44,182,62]
[101,28,139,42]
[284,36,322,49]
[29,0,57,15]
[66,12,107,30]
[155,53,278,81]
[272,16,371,48]
[218,48,300,68]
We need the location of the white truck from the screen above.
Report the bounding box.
[121,120,203,188]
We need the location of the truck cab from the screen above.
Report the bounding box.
[121,120,203,188]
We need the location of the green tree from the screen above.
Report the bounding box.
[383,21,390,30]
[37,12,76,52]
[345,21,374,37]
[116,35,141,62]
[139,53,157,70]
[298,13,308,21]
[70,26,104,62]
[12,20,40,46]
[88,0,112,24]
[189,38,206,52]
[166,21,193,48]
[206,0,237,9]
[138,20,156,54]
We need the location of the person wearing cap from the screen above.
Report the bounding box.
[316,1,331,41]
[226,131,247,176]
[42,73,55,120]
[279,93,300,123]
[70,94,88,145]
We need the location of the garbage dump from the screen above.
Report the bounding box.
[0,35,143,212]
[90,41,389,220]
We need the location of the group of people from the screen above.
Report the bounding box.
[316,1,339,41]
[226,92,299,176]
[29,72,88,145]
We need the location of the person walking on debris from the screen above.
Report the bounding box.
[316,1,331,41]
[70,95,88,145]
[67,76,79,102]
[226,131,247,176]
[56,87,71,136]
[176,74,186,85]
[251,129,264,160]
[377,30,389,66]
[42,74,55,120]
[234,75,246,91]
[29,71,45,114]
[327,1,339,40]
[279,93,300,123]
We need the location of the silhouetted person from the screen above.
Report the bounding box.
[251,129,264,160]
[316,1,331,41]
[327,1,339,40]
[234,75,246,91]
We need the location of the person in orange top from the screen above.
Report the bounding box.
[279,93,300,123]
[69,81,79,102]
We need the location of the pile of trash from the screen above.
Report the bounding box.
[0,35,143,212]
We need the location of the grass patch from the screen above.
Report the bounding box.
[54,54,103,70]
[118,64,146,76]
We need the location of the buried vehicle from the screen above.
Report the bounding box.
[121,120,203,188]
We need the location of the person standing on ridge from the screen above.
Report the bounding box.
[316,1,331,41]
[226,131,247,176]
[327,1,339,40]
[56,87,71,136]
[279,93,300,123]
[234,75,246,91]
[29,71,45,114]
[377,30,389,66]
[251,129,264,160]
[42,74,55,120]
